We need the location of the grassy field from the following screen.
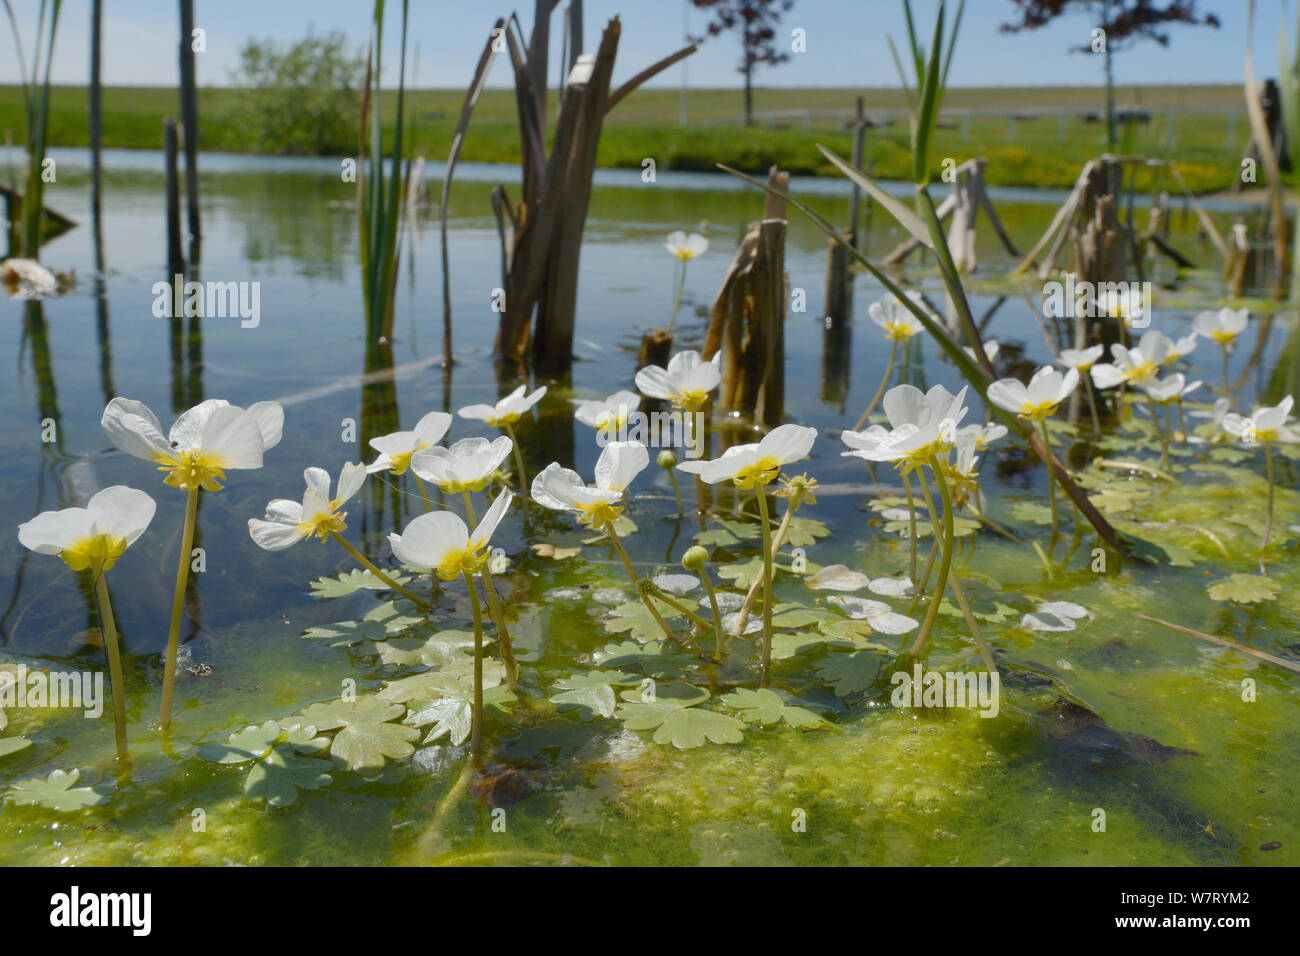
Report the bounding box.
[0,83,1255,192]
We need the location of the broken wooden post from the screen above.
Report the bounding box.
[164,118,186,278]
[882,158,1017,269]
[824,234,851,326]
[1224,218,1252,297]
[703,166,788,429]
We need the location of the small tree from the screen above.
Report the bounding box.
[692,0,796,127]
[1001,0,1220,148]
[228,31,366,155]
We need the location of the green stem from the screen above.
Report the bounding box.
[93,571,129,763]
[1262,440,1276,565]
[754,485,775,687]
[330,531,428,608]
[413,474,432,512]
[1222,346,1231,404]
[853,339,899,431]
[1145,396,1172,474]
[697,568,727,662]
[463,570,485,759]
[666,259,689,335]
[462,491,517,687]
[1038,417,1059,537]
[503,422,528,495]
[653,590,714,634]
[903,470,919,584]
[946,571,997,676]
[160,486,199,731]
[908,456,955,659]
[667,468,684,516]
[735,488,803,635]
[1082,372,1102,437]
[605,521,676,643]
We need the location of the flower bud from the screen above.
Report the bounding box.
[681,545,708,572]
[657,449,678,469]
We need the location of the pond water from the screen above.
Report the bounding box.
[0,149,1295,865]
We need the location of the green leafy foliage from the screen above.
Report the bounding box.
[5,769,111,812]
[721,688,824,728]
[1208,574,1281,604]
[309,569,413,599]
[603,599,681,641]
[293,698,418,775]
[593,641,695,679]
[615,682,745,749]
[816,651,882,697]
[550,670,637,720]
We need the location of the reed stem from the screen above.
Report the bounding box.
[92,571,129,762]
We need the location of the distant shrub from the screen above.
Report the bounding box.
[227,31,365,156]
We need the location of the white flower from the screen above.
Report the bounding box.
[840,424,900,461]
[366,411,452,475]
[459,385,547,428]
[248,463,367,551]
[101,397,283,492]
[868,576,914,598]
[573,390,641,436]
[963,339,998,363]
[1,258,58,299]
[1096,286,1147,327]
[828,595,918,634]
[411,436,512,494]
[1163,332,1198,365]
[665,231,708,261]
[957,422,1008,450]
[859,385,969,465]
[869,292,926,341]
[952,429,980,479]
[531,441,649,526]
[388,490,513,580]
[1059,345,1104,371]
[1193,307,1249,347]
[677,423,816,488]
[1222,395,1299,444]
[634,350,721,411]
[18,486,155,573]
[1090,331,1171,389]
[1139,373,1199,405]
[987,366,1079,421]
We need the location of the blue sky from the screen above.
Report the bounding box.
[0,0,1291,89]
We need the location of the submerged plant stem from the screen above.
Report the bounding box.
[463,570,485,759]
[159,487,199,731]
[1262,440,1276,567]
[754,486,776,687]
[329,531,428,609]
[666,259,689,335]
[503,422,528,497]
[1037,418,1059,537]
[1145,396,1172,474]
[605,521,677,643]
[1082,372,1102,436]
[909,456,955,659]
[92,572,129,762]
[735,488,804,635]
[668,468,684,515]
[697,569,727,661]
[853,339,899,431]
[903,470,919,584]
[462,491,517,687]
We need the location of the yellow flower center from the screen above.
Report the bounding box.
[487,411,521,428]
[437,475,490,495]
[298,506,347,542]
[732,457,781,490]
[673,248,696,261]
[60,534,128,574]
[386,446,428,476]
[884,321,916,341]
[158,449,227,491]
[1210,330,1237,345]
[575,500,624,529]
[674,390,710,412]
[1020,400,1060,422]
[1126,359,1158,384]
[434,544,489,581]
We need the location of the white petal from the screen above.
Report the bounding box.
[168,399,229,450]
[303,467,331,500]
[336,462,367,504]
[245,401,284,451]
[806,564,869,591]
[85,486,156,546]
[470,489,513,551]
[391,511,469,568]
[595,441,649,492]
[18,507,92,554]
[413,411,453,445]
[249,517,307,551]
[100,398,173,463]
[758,423,817,465]
[201,404,266,470]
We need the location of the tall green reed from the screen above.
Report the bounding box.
[3,0,62,258]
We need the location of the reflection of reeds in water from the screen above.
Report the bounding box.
[360,342,403,555]
[3,0,63,258]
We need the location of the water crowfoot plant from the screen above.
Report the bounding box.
[636,349,722,519]
[683,545,726,661]
[388,489,513,759]
[854,292,926,431]
[101,397,283,730]
[987,366,1079,538]
[678,424,817,684]
[664,231,708,335]
[1222,395,1298,566]
[1059,346,1104,436]
[365,411,453,512]
[412,436,518,683]
[459,384,546,495]
[531,442,677,642]
[1194,307,1249,403]
[248,462,429,609]
[732,474,817,636]
[658,450,684,515]
[17,486,155,763]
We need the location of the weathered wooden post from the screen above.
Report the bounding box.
[703,165,788,429]
[164,118,186,279]
[179,0,201,258]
